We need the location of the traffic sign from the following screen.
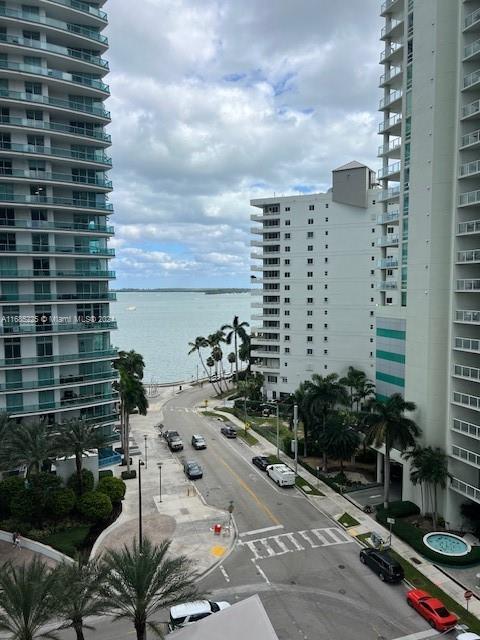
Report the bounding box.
[387,517,395,525]
[464,590,473,600]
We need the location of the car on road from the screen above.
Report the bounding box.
[164,429,178,441]
[168,435,184,451]
[221,425,237,438]
[183,461,203,479]
[169,600,230,629]
[406,589,458,631]
[359,548,404,583]
[252,455,270,471]
[191,434,206,449]
[266,463,295,487]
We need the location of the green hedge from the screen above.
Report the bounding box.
[67,469,94,496]
[77,491,112,521]
[121,470,136,480]
[377,500,420,519]
[99,470,114,479]
[97,477,126,503]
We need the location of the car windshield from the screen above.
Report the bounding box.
[189,463,200,470]
[434,607,450,618]
[210,602,219,612]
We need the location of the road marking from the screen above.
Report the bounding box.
[252,559,270,584]
[391,630,440,640]
[298,530,319,548]
[239,525,284,537]
[239,527,353,560]
[219,565,230,583]
[285,532,304,551]
[271,535,290,555]
[369,494,382,498]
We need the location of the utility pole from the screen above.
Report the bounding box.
[276,403,280,460]
[157,462,162,503]
[294,403,298,475]
[138,459,144,548]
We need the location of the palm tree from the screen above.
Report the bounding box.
[365,393,421,509]
[115,350,145,381]
[340,366,366,410]
[322,418,360,474]
[227,352,236,375]
[0,558,58,640]
[188,336,221,394]
[53,557,108,640]
[119,376,148,473]
[353,378,376,414]
[208,331,226,388]
[55,420,108,494]
[305,373,349,471]
[0,422,56,476]
[206,356,214,378]
[0,411,13,442]
[101,538,200,640]
[221,316,250,383]
[285,382,311,455]
[238,333,252,373]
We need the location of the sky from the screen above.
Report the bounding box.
[106,0,383,288]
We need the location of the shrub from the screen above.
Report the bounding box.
[11,473,63,525]
[77,491,112,521]
[99,470,114,479]
[97,476,126,503]
[67,469,94,496]
[377,500,420,519]
[121,470,136,480]
[10,488,35,523]
[47,488,76,518]
[0,476,25,517]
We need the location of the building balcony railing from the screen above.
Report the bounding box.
[0,115,111,143]
[0,348,118,368]
[0,245,114,256]
[378,113,402,133]
[465,38,480,61]
[48,0,108,22]
[0,60,109,93]
[0,269,114,278]
[0,292,116,303]
[0,89,110,120]
[377,234,399,247]
[453,391,480,411]
[377,210,399,224]
[377,280,397,290]
[461,129,480,149]
[457,279,480,292]
[7,392,119,417]
[459,160,480,178]
[457,250,480,264]
[377,258,399,269]
[459,189,480,206]
[0,32,108,69]
[0,169,112,189]
[451,445,480,469]
[453,363,480,382]
[377,186,401,201]
[0,219,113,234]
[380,43,403,64]
[0,6,108,45]
[0,321,117,335]
[379,66,402,86]
[458,220,480,235]
[379,89,403,109]
[380,0,402,15]
[0,193,113,211]
[0,369,117,392]
[462,99,480,120]
[0,142,111,165]
[450,477,480,504]
[452,417,480,441]
[378,139,401,157]
[381,19,403,39]
[454,337,480,353]
[465,7,480,31]
[377,161,401,179]
[464,69,480,90]
[456,310,480,324]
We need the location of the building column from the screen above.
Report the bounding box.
[376,451,383,484]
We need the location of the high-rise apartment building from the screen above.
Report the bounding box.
[378,0,480,524]
[250,162,380,400]
[0,0,118,439]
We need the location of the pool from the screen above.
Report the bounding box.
[423,532,471,557]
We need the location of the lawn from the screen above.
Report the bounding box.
[338,512,360,528]
[295,476,324,496]
[39,525,91,558]
[236,430,259,446]
[201,411,226,421]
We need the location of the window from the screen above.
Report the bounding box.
[386,297,393,304]
[307,310,313,316]
[325,217,328,222]
[324,271,328,276]
[307,323,313,329]
[4,337,20,359]
[284,272,290,278]
[36,336,53,358]
[307,245,313,251]
[307,336,313,342]
[285,220,290,226]
[371,284,374,289]
[307,258,313,264]
[307,231,314,238]
[308,218,314,224]
[324,336,328,342]
[370,310,374,316]
[325,204,329,209]
[284,233,290,239]
[284,322,290,328]
[324,310,328,315]
[25,81,42,95]
[307,349,313,355]
[285,246,290,252]
[372,228,375,233]
[371,256,375,261]
[281,376,288,383]
[309,205,314,211]
[284,259,290,265]
[284,335,290,341]
[370,297,374,302]
[307,272,313,277]
[371,242,375,247]
[307,297,313,304]
[285,207,290,212]
[284,362,288,367]
[370,270,375,275]
[370,325,374,330]
[372,200,376,205]
[284,310,290,315]
[23,30,40,41]
[284,348,290,354]
[324,323,328,328]
[284,285,290,290]
[323,349,328,354]
[267,375,277,383]
[284,297,290,303]
[325,244,328,249]
[370,338,374,343]
[307,284,313,290]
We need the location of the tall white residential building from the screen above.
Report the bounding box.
[250,162,381,400]
[378,0,480,524]
[0,0,118,439]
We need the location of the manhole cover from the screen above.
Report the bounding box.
[338,564,345,569]
[290,580,296,585]
[338,588,346,595]
[277,502,283,506]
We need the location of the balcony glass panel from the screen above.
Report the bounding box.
[0,89,110,119]
[457,250,480,263]
[0,60,109,92]
[450,478,480,504]
[0,348,118,367]
[455,337,480,352]
[452,418,480,440]
[48,0,108,21]
[456,310,480,323]
[0,142,111,165]
[458,220,480,235]
[0,115,110,142]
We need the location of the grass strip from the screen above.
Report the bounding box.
[338,512,360,528]
[201,411,226,421]
[237,430,259,446]
[40,525,91,558]
[295,476,324,496]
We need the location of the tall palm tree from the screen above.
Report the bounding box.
[340,366,367,410]
[188,336,221,394]
[221,316,250,383]
[322,418,360,474]
[365,393,421,509]
[238,333,252,373]
[0,558,58,640]
[101,538,200,640]
[0,411,14,442]
[53,557,108,640]
[0,422,56,476]
[206,356,214,378]
[353,378,376,414]
[115,350,145,381]
[285,382,312,456]
[55,420,108,494]
[227,352,236,375]
[119,376,148,473]
[305,373,349,471]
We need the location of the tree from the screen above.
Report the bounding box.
[227,352,236,374]
[322,417,360,474]
[461,501,480,538]
[0,558,58,640]
[365,393,421,509]
[0,422,56,476]
[221,316,250,383]
[97,476,126,503]
[238,333,252,374]
[11,473,63,526]
[101,538,200,640]
[285,382,312,455]
[77,491,112,521]
[206,356,214,377]
[53,558,108,640]
[55,420,108,494]
[188,336,221,395]
[305,373,349,471]
[340,367,367,410]
[115,350,145,381]
[238,373,264,402]
[353,377,376,414]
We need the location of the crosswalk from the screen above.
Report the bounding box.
[239,527,353,560]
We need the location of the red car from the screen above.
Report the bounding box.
[406,589,458,631]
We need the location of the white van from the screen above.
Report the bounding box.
[169,600,230,629]
[266,463,295,487]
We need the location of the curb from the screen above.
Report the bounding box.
[0,529,73,565]
[197,514,239,583]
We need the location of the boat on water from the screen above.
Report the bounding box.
[127,306,136,311]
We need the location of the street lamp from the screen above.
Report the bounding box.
[293,403,298,475]
[157,462,162,503]
[138,459,145,547]
[144,434,148,469]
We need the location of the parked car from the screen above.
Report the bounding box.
[191,434,206,449]
[359,548,404,583]
[164,429,178,441]
[168,435,184,451]
[252,455,270,471]
[406,589,458,631]
[221,425,237,438]
[169,600,230,629]
[183,461,203,479]
[266,463,295,487]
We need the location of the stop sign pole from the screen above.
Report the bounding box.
[464,590,473,612]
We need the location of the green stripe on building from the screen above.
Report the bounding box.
[376,349,405,364]
[376,371,405,387]
[376,328,406,340]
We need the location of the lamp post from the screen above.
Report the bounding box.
[144,434,148,469]
[157,462,162,503]
[293,403,298,475]
[138,459,145,547]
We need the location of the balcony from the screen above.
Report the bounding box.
[380,43,404,64]
[457,250,480,264]
[461,129,480,149]
[380,0,402,15]
[250,252,263,260]
[381,19,403,40]
[0,142,112,166]
[459,189,480,206]
[378,139,401,157]
[456,310,480,324]
[0,348,118,368]
[377,210,400,224]
[464,69,480,91]
[0,170,112,189]
[462,99,480,120]
[377,186,400,202]
[0,89,110,120]
[0,32,108,69]
[459,159,480,179]
[0,115,111,143]
[451,445,480,469]
[464,38,480,62]
[377,280,397,290]
[0,369,117,392]
[453,364,480,382]
[0,321,117,335]
[379,89,403,110]
[378,113,402,134]
[377,161,401,180]
[48,0,108,22]
[454,337,480,353]
[379,66,402,87]
[0,193,112,212]
[452,391,480,410]
[450,477,480,504]
[0,60,109,93]
[0,6,108,46]
[464,7,480,32]
[0,245,114,256]
[251,361,280,372]
[0,292,116,303]
[377,234,399,247]
[378,258,399,269]
[0,219,113,234]
[452,417,480,441]
[458,220,480,235]
[0,269,114,279]
[7,392,119,418]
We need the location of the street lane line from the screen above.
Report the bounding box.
[239,525,284,537]
[391,631,440,640]
[244,541,263,560]
[260,539,276,557]
[369,494,382,498]
[298,530,319,548]
[271,535,290,555]
[285,532,304,551]
[252,559,270,584]
[219,565,230,583]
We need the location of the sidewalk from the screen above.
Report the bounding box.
[211,407,480,619]
[92,386,235,577]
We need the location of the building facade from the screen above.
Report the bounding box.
[378,0,480,525]
[0,0,118,439]
[250,162,380,400]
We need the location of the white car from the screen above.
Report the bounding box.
[266,463,296,487]
[169,599,230,629]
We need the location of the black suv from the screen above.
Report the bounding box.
[359,548,404,583]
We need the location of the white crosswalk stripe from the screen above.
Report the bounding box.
[239,526,352,560]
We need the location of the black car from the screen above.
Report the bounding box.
[184,461,203,479]
[252,455,270,471]
[359,548,404,583]
[221,425,237,438]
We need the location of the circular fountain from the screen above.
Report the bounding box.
[423,532,471,557]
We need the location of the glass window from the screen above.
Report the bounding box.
[4,337,20,359]
[36,336,53,357]
[6,369,21,389]
[6,393,22,412]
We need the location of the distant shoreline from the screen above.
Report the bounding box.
[113,288,250,294]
